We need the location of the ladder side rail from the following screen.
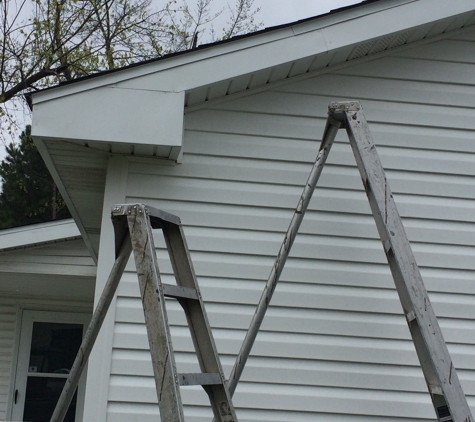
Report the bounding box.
[50,233,132,422]
[162,222,237,422]
[226,118,342,396]
[162,223,220,374]
[339,103,473,422]
[127,206,185,422]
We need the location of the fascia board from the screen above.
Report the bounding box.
[0,219,80,251]
[315,0,475,45]
[31,0,475,104]
[30,26,297,104]
[117,0,475,93]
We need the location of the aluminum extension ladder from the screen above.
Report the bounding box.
[225,101,473,422]
[50,204,237,422]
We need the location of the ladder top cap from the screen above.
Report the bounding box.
[328,101,363,124]
[111,204,181,227]
[329,101,362,112]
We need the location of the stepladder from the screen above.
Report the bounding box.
[112,204,238,422]
[50,204,237,422]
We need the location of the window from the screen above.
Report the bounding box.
[10,311,89,422]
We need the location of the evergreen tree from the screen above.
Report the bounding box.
[0,126,71,229]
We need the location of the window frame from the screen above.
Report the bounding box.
[10,310,90,422]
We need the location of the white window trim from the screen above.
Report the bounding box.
[9,310,90,422]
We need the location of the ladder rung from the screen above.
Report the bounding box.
[162,283,199,300]
[178,372,222,386]
[406,310,416,323]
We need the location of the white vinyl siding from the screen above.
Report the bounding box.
[0,239,96,277]
[107,33,475,421]
[0,239,96,301]
[0,301,16,420]
[0,238,95,420]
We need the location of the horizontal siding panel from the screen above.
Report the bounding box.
[112,323,475,370]
[0,254,94,266]
[128,177,475,224]
[113,296,475,346]
[277,72,475,110]
[0,302,16,421]
[107,402,436,422]
[185,109,322,141]
[108,375,438,419]
[120,251,475,296]
[121,197,475,248]
[335,56,475,85]
[110,350,475,397]
[0,239,96,277]
[0,262,95,277]
[216,91,475,132]
[124,228,475,272]
[129,152,475,198]
[394,39,475,63]
[184,122,475,158]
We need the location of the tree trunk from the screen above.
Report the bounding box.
[52,184,57,220]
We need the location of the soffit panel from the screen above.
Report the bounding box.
[183,15,475,109]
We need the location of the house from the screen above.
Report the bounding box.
[1,0,475,420]
[0,220,95,421]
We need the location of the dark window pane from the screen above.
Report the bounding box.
[29,322,82,374]
[23,376,77,422]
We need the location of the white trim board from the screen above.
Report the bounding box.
[0,219,80,252]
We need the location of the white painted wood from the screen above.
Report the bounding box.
[33,88,185,149]
[0,219,79,251]
[82,156,128,422]
[0,239,96,279]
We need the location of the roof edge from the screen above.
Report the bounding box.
[32,0,411,104]
[0,218,82,252]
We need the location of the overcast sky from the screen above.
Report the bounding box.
[253,0,361,27]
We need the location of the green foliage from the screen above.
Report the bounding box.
[0,126,71,229]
